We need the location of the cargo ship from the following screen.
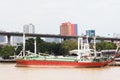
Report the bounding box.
[16,34,114,67]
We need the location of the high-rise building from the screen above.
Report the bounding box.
[60,22,78,36]
[74,24,78,36]
[86,30,95,37]
[23,24,35,34]
[23,24,35,40]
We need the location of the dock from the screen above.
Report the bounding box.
[109,62,120,66]
[108,58,120,66]
[0,59,16,63]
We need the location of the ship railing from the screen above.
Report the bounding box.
[16,50,37,59]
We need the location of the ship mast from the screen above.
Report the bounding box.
[77,37,80,59]
[78,37,83,59]
[86,36,89,50]
[34,37,37,55]
[115,41,120,57]
[93,36,96,57]
[23,32,26,57]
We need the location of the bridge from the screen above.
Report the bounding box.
[0,32,120,45]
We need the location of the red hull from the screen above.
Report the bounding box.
[16,60,111,68]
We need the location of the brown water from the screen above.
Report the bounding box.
[0,63,120,80]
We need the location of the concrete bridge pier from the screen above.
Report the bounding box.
[7,35,11,45]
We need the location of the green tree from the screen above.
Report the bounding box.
[15,44,22,55]
[36,37,48,53]
[0,46,15,59]
[0,45,3,53]
[61,40,77,55]
[52,43,64,55]
[16,37,117,56]
[25,38,34,52]
[95,41,116,50]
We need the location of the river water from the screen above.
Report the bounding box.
[0,63,120,80]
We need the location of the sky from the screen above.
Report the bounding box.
[0,0,120,37]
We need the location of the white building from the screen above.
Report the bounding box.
[23,24,35,40]
[23,24,35,34]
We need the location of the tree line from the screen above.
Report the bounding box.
[0,37,117,59]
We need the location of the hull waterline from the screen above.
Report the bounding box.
[16,60,111,68]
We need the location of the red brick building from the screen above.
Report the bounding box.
[60,22,78,36]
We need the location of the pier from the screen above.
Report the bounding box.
[0,59,16,63]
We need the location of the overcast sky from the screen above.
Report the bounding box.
[0,0,120,37]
